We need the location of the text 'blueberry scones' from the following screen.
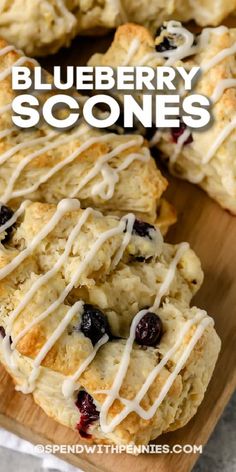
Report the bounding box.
[0,200,220,446]
[0,0,235,56]
[89,22,236,213]
[0,37,176,233]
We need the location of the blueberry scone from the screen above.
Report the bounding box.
[0,38,175,233]
[0,0,235,56]
[0,200,220,445]
[89,22,236,213]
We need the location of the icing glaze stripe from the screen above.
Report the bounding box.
[203,116,236,164]
[20,301,84,394]
[10,207,94,344]
[62,334,109,399]
[0,198,81,281]
[97,311,212,432]
[0,200,30,235]
[97,242,190,432]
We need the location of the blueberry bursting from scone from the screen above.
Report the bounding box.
[0,204,14,242]
[0,201,220,446]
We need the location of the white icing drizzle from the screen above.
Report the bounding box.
[0,131,58,166]
[18,301,84,394]
[123,38,141,66]
[0,198,81,281]
[62,334,109,399]
[69,136,145,199]
[203,116,236,164]
[0,56,36,81]
[0,128,14,139]
[136,52,161,67]
[158,21,196,66]
[9,207,93,346]
[0,127,85,202]
[0,44,147,204]
[88,148,149,201]
[0,199,30,236]
[171,75,236,169]
[98,311,212,432]
[155,23,228,66]
[110,213,135,270]
[149,130,162,147]
[0,35,217,429]
[0,44,37,81]
[169,128,192,164]
[123,23,236,176]
[210,79,236,104]
[0,124,146,203]
[145,22,236,180]
[7,216,128,346]
[96,242,193,432]
[202,42,236,74]
[0,200,211,429]
[1,201,135,395]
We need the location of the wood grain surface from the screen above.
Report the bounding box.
[0,22,236,472]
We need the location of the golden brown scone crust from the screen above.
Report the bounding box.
[0,202,220,446]
[0,37,175,232]
[89,23,236,213]
[0,1,235,56]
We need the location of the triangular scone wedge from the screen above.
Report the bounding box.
[0,37,175,233]
[0,0,235,56]
[89,22,236,213]
[0,200,221,446]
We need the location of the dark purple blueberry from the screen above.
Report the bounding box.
[155,25,177,53]
[135,312,163,346]
[0,326,6,338]
[133,256,146,262]
[132,219,156,240]
[0,205,14,242]
[0,327,12,344]
[132,255,152,263]
[171,120,193,144]
[75,390,99,438]
[80,304,110,345]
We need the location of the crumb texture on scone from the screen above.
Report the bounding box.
[88,22,236,213]
[0,0,235,56]
[0,200,221,446]
[0,37,175,232]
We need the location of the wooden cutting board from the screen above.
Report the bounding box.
[1,23,236,472]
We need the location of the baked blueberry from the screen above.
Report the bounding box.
[80,304,111,345]
[135,312,163,346]
[132,219,156,240]
[75,390,99,438]
[132,255,153,263]
[0,205,14,242]
[171,120,193,144]
[0,326,6,338]
[155,25,177,53]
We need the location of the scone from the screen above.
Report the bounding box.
[0,200,221,446]
[0,37,175,233]
[89,22,236,213]
[0,0,235,56]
